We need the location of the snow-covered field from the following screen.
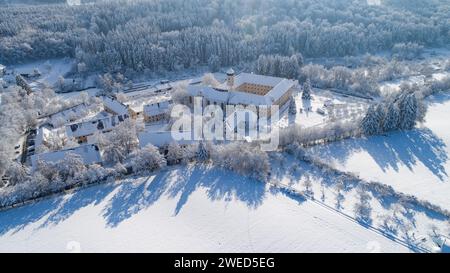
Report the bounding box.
[307,93,450,210]
[277,89,369,129]
[10,58,74,87]
[0,165,409,253]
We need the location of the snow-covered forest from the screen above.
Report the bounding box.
[1,0,449,73]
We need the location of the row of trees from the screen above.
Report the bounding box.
[1,0,449,74]
[360,85,427,135]
[0,153,120,208]
[300,63,380,97]
[254,54,303,79]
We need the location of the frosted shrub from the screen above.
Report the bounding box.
[130,144,167,173]
[212,142,270,182]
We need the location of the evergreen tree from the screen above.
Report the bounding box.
[208,55,221,72]
[302,78,312,100]
[196,141,209,161]
[382,102,400,132]
[398,93,418,130]
[360,104,383,135]
[288,95,297,115]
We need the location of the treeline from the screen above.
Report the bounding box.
[1,0,449,74]
[360,84,428,136]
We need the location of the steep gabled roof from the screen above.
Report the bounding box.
[143,100,171,117]
[66,114,129,138]
[101,95,129,115]
[31,144,102,169]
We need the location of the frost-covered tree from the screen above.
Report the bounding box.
[58,152,87,181]
[398,93,419,130]
[302,78,312,100]
[35,159,61,184]
[196,141,210,161]
[354,187,372,224]
[171,83,190,105]
[103,142,126,164]
[166,142,185,165]
[202,73,220,87]
[1,0,449,70]
[360,104,383,135]
[212,142,270,181]
[255,54,302,79]
[4,162,30,186]
[288,95,297,115]
[107,119,139,155]
[392,42,424,60]
[57,76,65,92]
[114,162,128,176]
[208,55,221,72]
[303,175,313,196]
[382,102,400,132]
[77,62,87,74]
[130,144,166,173]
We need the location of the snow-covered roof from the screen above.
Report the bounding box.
[30,144,102,169]
[138,130,194,148]
[66,114,129,138]
[226,68,235,75]
[125,94,171,113]
[228,90,267,105]
[101,96,129,115]
[187,85,230,103]
[234,73,284,87]
[143,99,171,117]
[34,126,66,148]
[86,131,113,145]
[265,79,296,102]
[187,72,297,106]
[43,103,90,127]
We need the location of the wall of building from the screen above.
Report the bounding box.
[144,113,167,123]
[236,83,272,95]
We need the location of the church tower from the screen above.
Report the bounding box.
[226,68,235,89]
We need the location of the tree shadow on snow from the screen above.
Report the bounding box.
[101,164,267,228]
[0,197,63,236]
[0,165,269,234]
[310,128,448,182]
[38,183,118,229]
[101,171,173,228]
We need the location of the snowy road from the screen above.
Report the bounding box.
[0,166,410,252]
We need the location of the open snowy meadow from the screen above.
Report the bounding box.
[0,166,409,253]
[306,93,450,211]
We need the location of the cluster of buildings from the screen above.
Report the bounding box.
[186,69,298,117]
[137,69,298,149]
[27,69,298,169]
[29,89,173,170]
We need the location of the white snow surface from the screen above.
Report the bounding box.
[0,166,409,252]
[307,93,450,210]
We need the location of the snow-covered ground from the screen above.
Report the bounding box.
[379,48,450,96]
[270,152,449,252]
[277,89,370,129]
[0,165,409,253]
[9,58,74,87]
[306,93,450,211]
